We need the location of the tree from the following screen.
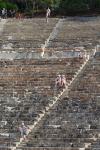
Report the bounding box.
[0,0,18,9]
[59,0,88,14]
[2,0,100,15]
[95,0,100,9]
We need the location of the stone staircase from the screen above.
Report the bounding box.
[0,56,85,149]
[0,18,87,149]
[16,48,99,150]
[15,47,96,149]
[0,17,100,150]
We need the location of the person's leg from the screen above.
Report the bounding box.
[46,15,48,23]
[23,134,26,140]
[2,14,4,19]
[62,82,67,89]
[20,130,24,138]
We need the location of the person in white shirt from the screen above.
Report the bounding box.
[46,8,51,23]
[19,122,28,140]
[2,8,6,19]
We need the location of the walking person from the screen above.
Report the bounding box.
[46,7,51,23]
[19,122,28,140]
[55,74,62,90]
[61,75,67,89]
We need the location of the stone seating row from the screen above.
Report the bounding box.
[1,18,58,49]
[0,57,84,65]
[46,18,100,51]
[53,19,100,39]
[0,58,84,99]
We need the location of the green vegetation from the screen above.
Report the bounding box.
[1,0,100,15]
[60,0,88,13]
[0,0,18,9]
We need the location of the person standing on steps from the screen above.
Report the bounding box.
[55,74,67,91]
[46,7,51,23]
[61,75,67,89]
[55,74,62,90]
[19,122,28,140]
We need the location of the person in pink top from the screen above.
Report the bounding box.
[61,75,67,88]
